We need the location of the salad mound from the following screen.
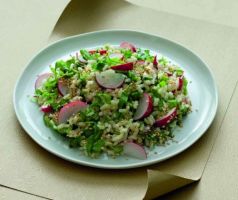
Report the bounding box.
[34,42,191,159]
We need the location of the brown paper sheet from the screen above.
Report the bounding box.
[0,186,42,200]
[51,0,238,198]
[161,81,238,200]
[1,0,238,199]
[127,0,238,28]
[0,185,45,200]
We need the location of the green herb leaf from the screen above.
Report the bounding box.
[176,69,184,76]
[159,57,168,66]
[92,139,105,152]
[159,80,167,87]
[168,99,178,108]
[69,137,82,148]
[80,49,92,60]
[119,91,128,108]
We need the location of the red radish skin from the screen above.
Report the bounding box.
[136,60,145,66]
[111,62,134,71]
[153,55,158,66]
[172,77,183,93]
[176,77,183,91]
[154,108,177,127]
[124,142,147,160]
[40,105,53,113]
[99,50,107,55]
[95,70,125,89]
[35,73,53,90]
[166,72,173,77]
[120,42,137,52]
[89,50,97,54]
[58,79,69,96]
[133,93,153,120]
[58,100,88,124]
[143,95,153,118]
[88,50,107,55]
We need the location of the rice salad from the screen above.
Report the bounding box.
[34,42,192,159]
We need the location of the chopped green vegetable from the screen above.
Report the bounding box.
[118,91,129,108]
[168,99,178,108]
[69,137,82,148]
[159,80,167,87]
[80,49,92,60]
[159,57,168,66]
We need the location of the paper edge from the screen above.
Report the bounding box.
[144,170,198,199]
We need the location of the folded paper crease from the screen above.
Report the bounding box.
[145,170,196,199]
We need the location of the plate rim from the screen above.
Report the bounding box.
[13,29,218,169]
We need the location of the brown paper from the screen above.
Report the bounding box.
[191,81,238,199]
[160,81,238,200]
[127,0,238,28]
[145,170,194,199]
[1,0,238,199]
[0,186,42,200]
[51,0,238,198]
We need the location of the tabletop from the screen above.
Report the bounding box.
[1,0,238,199]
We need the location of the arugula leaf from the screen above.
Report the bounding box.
[92,139,105,152]
[92,61,105,71]
[159,80,167,87]
[118,91,128,108]
[176,69,184,76]
[105,57,123,66]
[69,137,82,148]
[121,49,132,59]
[85,128,102,154]
[159,57,168,66]
[130,91,141,100]
[136,48,153,61]
[80,49,92,60]
[86,135,94,154]
[127,71,138,81]
[92,92,111,106]
[168,99,178,108]
[182,78,188,95]
[111,145,123,154]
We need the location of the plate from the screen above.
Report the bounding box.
[13,30,218,169]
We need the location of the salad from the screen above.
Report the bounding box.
[34,42,191,159]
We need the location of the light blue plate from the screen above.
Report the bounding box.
[13,30,218,169]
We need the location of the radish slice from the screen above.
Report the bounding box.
[120,42,137,52]
[166,72,173,77]
[153,55,158,66]
[76,52,87,63]
[89,50,107,55]
[89,50,97,54]
[136,60,145,66]
[109,53,123,60]
[176,77,183,91]
[58,100,88,124]
[58,79,69,96]
[124,142,147,160]
[154,107,177,127]
[40,105,53,113]
[133,93,153,120]
[111,62,133,71]
[99,50,107,55]
[35,73,53,90]
[95,70,125,89]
